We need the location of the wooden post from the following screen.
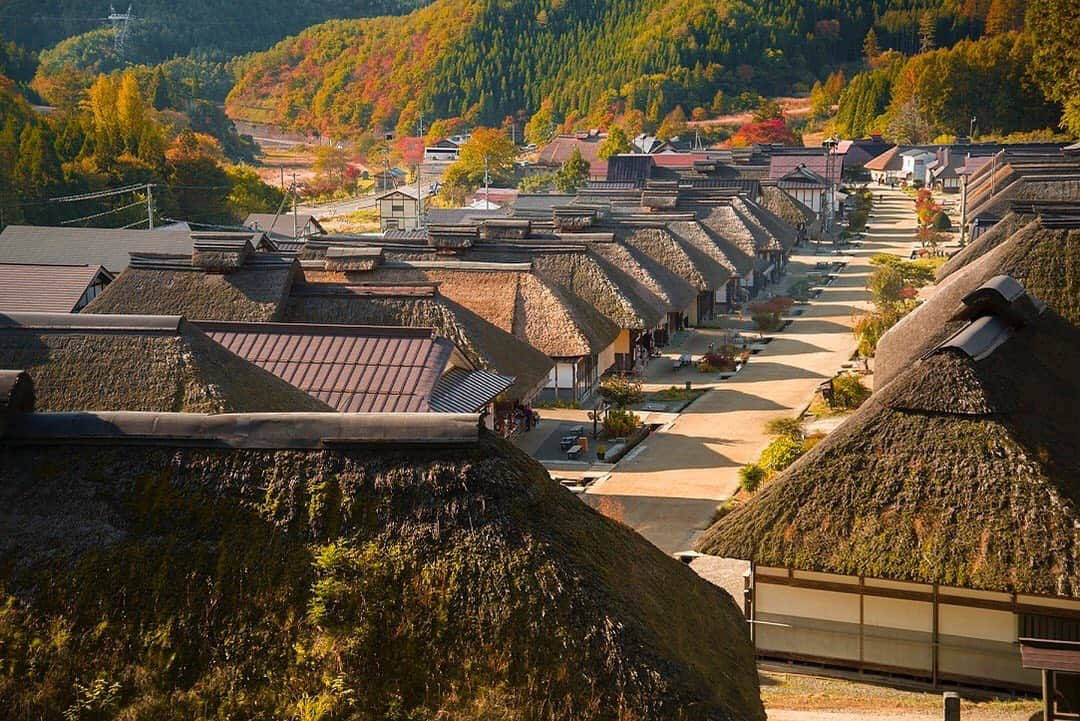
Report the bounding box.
[943,691,960,721]
[932,583,940,687]
[1043,669,1055,721]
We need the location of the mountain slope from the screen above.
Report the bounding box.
[227,0,954,134]
[0,430,764,720]
[0,0,427,64]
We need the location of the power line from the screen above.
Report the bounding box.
[60,198,147,226]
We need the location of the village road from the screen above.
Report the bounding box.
[584,186,921,553]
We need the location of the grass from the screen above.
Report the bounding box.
[321,208,381,234]
[761,670,1039,716]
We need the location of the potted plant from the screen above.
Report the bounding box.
[596,444,607,461]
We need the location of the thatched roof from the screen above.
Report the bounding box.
[625,225,733,291]
[937,212,1030,281]
[876,215,1080,389]
[759,185,815,227]
[85,253,297,321]
[586,239,698,313]
[0,313,329,413]
[968,176,1080,221]
[0,419,763,720]
[667,219,751,278]
[733,197,798,252]
[696,205,763,274]
[531,249,667,330]
[353,264,620,359]
[697,289,1080,596]
[283,284,553,402]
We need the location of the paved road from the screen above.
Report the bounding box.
[584,187,919,554]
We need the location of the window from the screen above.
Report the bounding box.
[392,204,405,213]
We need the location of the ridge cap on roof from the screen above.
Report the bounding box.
[0,311,183,332]
[194,320,438,338]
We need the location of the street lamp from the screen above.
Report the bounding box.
[822,135,840,245]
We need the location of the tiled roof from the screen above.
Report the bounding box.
[768,153,842,183]
[0,264,111,313]
[198,321,462,413]
[0,225,193,273]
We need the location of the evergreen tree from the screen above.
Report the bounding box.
[918,12,937,52]
[863,28,882,63]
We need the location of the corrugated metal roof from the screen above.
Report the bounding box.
[0,226,193,272]
[429,368,514,413]
[768,153,842,183]
[0,264,111,313]
[198,321,463,412]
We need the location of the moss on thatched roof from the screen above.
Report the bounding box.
[697,310,1080,596]
[0,429,764,720]
[85,254,297,321]
[759,186,815,228]
[0,315,329,413]
[876,216,1080,388]
[283,285,553,401]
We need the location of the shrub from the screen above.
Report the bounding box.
[802,432,826,453]
[701,350,737,372]
[932,211,952,231]
[759,435,805,473]
[602,408,641,437]
[867,265,904,305]
[738,464,766,493]
[764,417,804,440]
[788,279,814,302]
[831,374,871,410]
[598,376,644,409]
[752,312,784,332]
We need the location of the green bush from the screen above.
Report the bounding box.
[831,374,871,410]
[932,211,952,231]
[598,376,644,409]
[602,408,641,438]
[759,435,804,473]
[764,417,803,440]
[738,464,766,493]
[788,279,814,302]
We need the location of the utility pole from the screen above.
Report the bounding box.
[291,172,299,239]
[483,155,491,205]
[146,183,154,230]
[417,115,424,228]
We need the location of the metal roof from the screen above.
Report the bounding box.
[0,264,111,313]
[0,225,193,273]
[429,368,514,413]
[1020,638,1080,673]
[768,153,842,183]
[198,321,468,413]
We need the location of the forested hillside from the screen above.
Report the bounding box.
[0,1,426,61]
[226,0,980,135]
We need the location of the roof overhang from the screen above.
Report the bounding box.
[1020,638,1080,674]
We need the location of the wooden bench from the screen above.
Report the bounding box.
[566,444,582,460]
[673,353,693,370]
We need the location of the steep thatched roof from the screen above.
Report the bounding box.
[85,254,297,321]
[937,212,1030,281]
[758,186,815,228]
[0,313,329,413]
[876,215,1080,388]
[968,176,1080,221]
[732,197,797,252]
[696,203,768,269]
[357,265,620,359]
[532,249,667,330]
[283,284,553,401]
[625,225,733,291]
[697,295,1080,596]
[667,219,750,278]
[586,240,698,312]
[0,422,764,720]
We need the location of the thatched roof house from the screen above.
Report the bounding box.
[282,283,552,405]
[583,237,697,316]
[667,219,753,278]
[0,407,764,720]
[622,225,733,291]
[698,279,1080,595]
[318,262,619,363]
[85,252,298,322]
[759,185,816,228]
[876,212,1080,389]
[0,312,328,413]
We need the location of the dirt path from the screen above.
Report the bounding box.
[585,188,919,553]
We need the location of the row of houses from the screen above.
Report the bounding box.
[0,179,804,427]
[695,152,1080,712]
